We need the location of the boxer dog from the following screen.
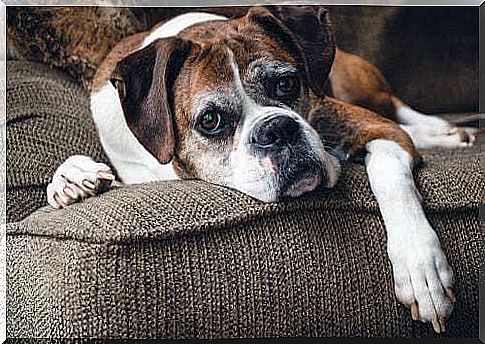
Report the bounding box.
[47,6,475,333]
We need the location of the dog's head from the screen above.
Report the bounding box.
[111,6,340,202]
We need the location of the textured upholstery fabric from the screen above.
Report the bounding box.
[6,61,108,222]
[6,59,481,338]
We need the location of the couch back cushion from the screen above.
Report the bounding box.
[6,61,108,222]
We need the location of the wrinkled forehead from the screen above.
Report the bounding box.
[179,17,297,85]
[178,16,295,59]
[189,45,298,109]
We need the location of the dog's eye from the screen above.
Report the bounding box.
[269,75,300,102]
[199,111,223,133]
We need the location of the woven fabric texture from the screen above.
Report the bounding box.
[6,61,482,338]
[6,61,108,223]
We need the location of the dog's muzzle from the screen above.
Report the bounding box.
[247,113,328,200]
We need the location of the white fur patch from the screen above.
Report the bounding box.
[141,12,228,48]
[90,12,230,184]
[401,124,473,149]
[395,105,449,130]
[395,105,475,149]
[47,155,114,208]
[365,139,454,331]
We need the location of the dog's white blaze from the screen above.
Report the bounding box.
[365,139,453,327]
[142,12,228,48]
[225,49,283,200]
[226,48,263,120]
[90,83,179,183]
[226,48,340,199]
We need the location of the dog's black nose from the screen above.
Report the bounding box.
[253,116,300,148]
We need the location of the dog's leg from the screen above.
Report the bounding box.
[47,155,116,209]
[309,97,456,332]
[365,139,455,333]
[329,50,476,149]
[392,97,477,149]
[400,124,475,149]
[393,98,453,132]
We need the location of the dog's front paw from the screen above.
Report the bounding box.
[388,231,455,333]
[47,155,115,208]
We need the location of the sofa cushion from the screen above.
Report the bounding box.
[7,143,482,243]
[6,173,481,337]
[6,60,108,222]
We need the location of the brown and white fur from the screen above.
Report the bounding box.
[47,6,475,333]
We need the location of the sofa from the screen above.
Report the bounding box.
[5,6,482,338]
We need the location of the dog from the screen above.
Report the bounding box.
[46,6,476,333]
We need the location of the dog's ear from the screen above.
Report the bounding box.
[246,6,335,97]
[110,37,195,164]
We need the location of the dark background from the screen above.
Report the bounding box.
[329,6,479,114]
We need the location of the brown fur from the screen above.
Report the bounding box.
[172,11,302,178]
[8,7,143,88]
[329,49,397,119]
[308,95,421,164]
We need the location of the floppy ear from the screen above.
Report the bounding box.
[110,37,195,164]
[246,6,336,97]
